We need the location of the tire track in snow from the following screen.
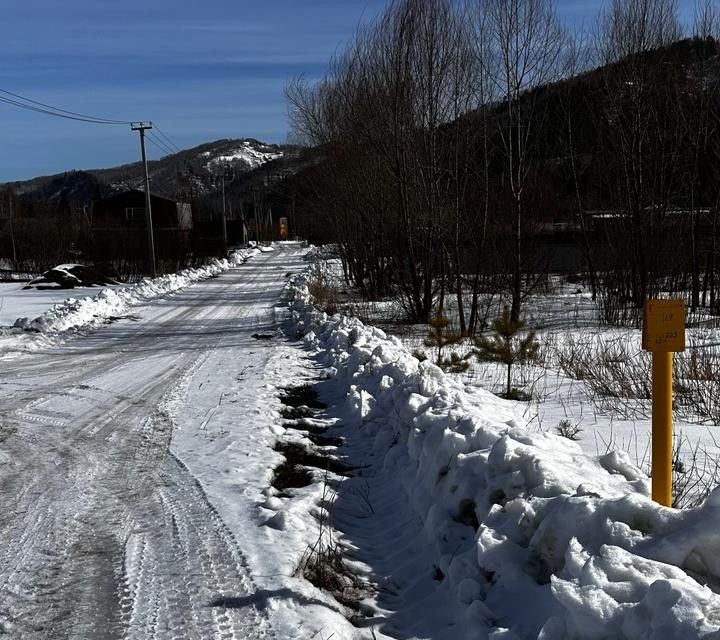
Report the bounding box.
[0,266,260,418]
[0,248,305,639]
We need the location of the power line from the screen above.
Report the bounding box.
[0,86,215,190]
[149,128,215,177]
[144,134,171,156]
[145,130,177,157]
[0,88,132,125]
[143,129,213,183]
[0,87,193,162]
[152,124,183,154]
[0,95,127,124]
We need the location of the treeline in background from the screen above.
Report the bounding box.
[286,0,720,329]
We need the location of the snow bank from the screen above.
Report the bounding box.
[1,249,259,355]
[286,270,720,639]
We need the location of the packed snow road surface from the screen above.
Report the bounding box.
[0,245,305,639]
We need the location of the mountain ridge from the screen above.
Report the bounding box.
[2,137,298,206]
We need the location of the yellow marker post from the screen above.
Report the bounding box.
[642,299,685,506]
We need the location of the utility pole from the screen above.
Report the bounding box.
[221,175,228,254]
[131,121,156,277]
[238,200,248,246]
[8,191,16,267]
[253,187,260,245]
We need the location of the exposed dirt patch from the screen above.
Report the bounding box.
[276,385,373,624]
[282,420,344,448]
[282,419,327,435]
[307,433,344,447]
[279,385,327,410]
[279,405,316,420]
[274,441,354,476]
[102,313,141,325]
[299,543,374,622]
[271,460,314,492]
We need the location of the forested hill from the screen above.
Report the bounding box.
[2,138,299,205]
[293,35,720,247]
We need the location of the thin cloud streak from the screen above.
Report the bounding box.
[0,0,605,181]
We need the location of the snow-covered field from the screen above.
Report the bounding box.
[390,285,720,510]
[4,246,720,639]
[0,248,259,358]
[0,281,117,327]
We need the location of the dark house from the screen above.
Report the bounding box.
[91,190,192,268]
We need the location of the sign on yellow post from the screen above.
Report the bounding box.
[642,299,685,507]
[642,299,685,352]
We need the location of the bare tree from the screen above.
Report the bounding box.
[483,0,567,321]
[558,28,599,300]
[287,0,482,321]
[687,1,720,310]
[592,0,684,314]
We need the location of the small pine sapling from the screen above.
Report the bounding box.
[424,310,469,373]
[472,305,539,398]
[445,352,470,374]
[555,418,582,440]
[412,349,428,363]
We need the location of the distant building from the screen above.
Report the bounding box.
[91,190,192,267]
[93,190,192,231]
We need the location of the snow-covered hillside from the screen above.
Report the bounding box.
[3,137,292,202]
[201,139,283,172]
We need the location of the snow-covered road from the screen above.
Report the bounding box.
[10,243,720,640]
[0,244,307,639]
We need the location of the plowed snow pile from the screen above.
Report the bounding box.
[0,248,258,356]
[287,270,720,640]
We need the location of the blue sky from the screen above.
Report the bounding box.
[0,0,693,181]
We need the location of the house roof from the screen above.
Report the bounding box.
[93,189,186,206]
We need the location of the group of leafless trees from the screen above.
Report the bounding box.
[0,186,213,280]
[0,188,90,274]
[287,0,720,328]
[0,188,157,279]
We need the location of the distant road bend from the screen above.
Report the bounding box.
[0,244,306,639]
